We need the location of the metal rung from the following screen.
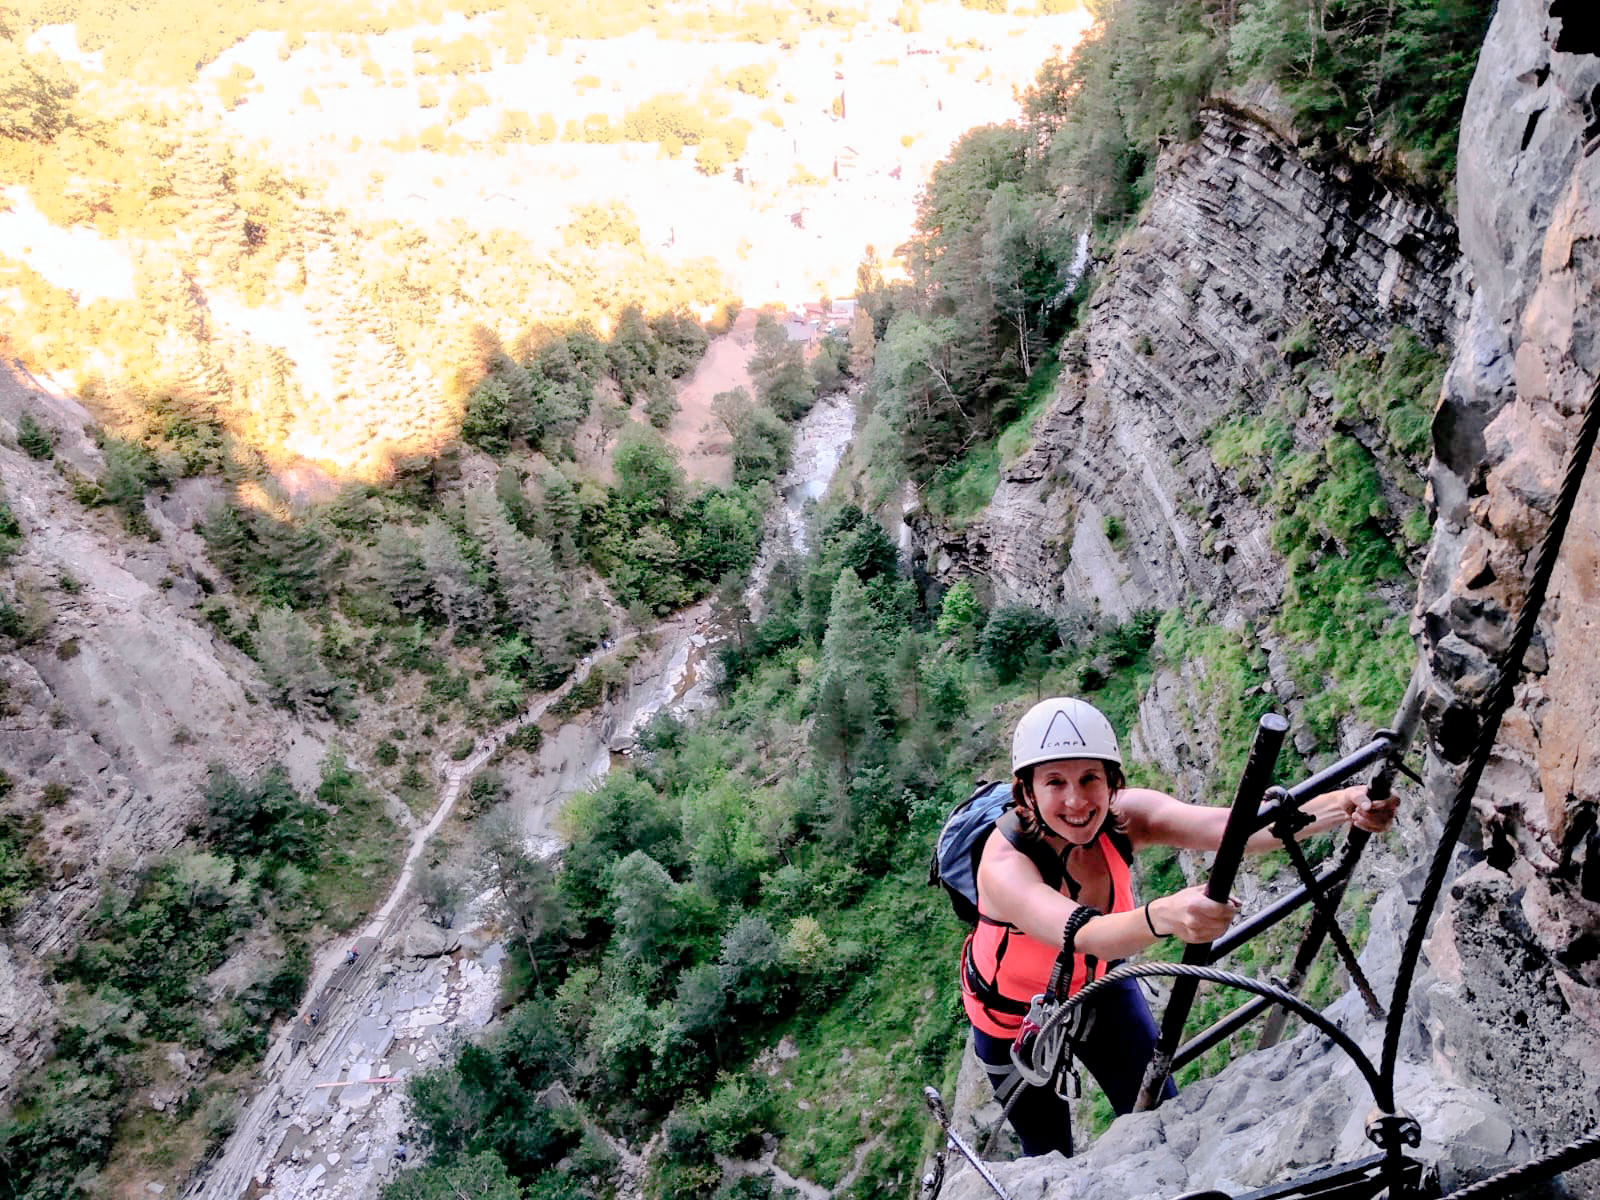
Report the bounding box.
[1231,1153,1429,1200]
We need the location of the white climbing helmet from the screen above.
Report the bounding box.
[1011,697,1122,774]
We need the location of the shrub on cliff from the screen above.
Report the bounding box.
[0,491,20,563]
[980,603,1062,685]
[16,413,52,459]
[201,762,326,874]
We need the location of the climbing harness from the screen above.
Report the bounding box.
[921,375,1600,1200]
[1011,904,1099,1089]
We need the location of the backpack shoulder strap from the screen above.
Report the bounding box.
[995,808,1068,893]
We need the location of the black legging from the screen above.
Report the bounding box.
[971,975,1176,1157]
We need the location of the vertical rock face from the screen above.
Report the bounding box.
[933,102,1463,628]
[939,5,1600,1199]
[1413,0,1600,1167]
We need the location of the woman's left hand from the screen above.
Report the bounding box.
[1349,787,1399,833]
[1306,785,1399,836]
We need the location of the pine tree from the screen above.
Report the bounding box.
[256,606,339,716]
[372,525,429,614]
[254,511,329,608]
[419,517,490,631]
[476,810,565,982]
[494,464,531,533]
[478,505,568,665]
[536,466,581,562]
[200,501,253,582]
[608,849,680,965]
[847,306,876,379]
[607,304,657,401]
[812,570,888,775]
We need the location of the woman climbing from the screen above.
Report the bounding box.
[962,696,1398,1157]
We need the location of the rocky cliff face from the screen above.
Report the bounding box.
[910,97,1470,784]
[0,362,327,1099]
[936,2,1600,1197]
[1410,0,1600,1170]
[920,101,1463,629]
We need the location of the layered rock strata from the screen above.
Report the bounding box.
[918,102,1463,628]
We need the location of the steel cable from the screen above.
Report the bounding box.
[1274,810,1384,1018]
[1379,380,1600,1091]
[1041,960,1392,1109]
[1434,1128,1600,1200]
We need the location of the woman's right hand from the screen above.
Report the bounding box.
[1152,886,1240,943]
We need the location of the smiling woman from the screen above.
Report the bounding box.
[958,696,1396,1157]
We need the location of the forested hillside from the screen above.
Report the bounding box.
[0,278,869,1194]
[857,0,1489,524]
[0,1,1524,1199]
[2,1,881,1190]
[1,0,1081,477]
[355,5,1503,1200]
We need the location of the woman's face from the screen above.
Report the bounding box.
[1027,757,1112,845]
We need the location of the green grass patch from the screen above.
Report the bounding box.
[925,358,1064,528]
[1327,331,1444,466]
[1205,365,1422,758]
[1207,406,1294,494]
[0,810,45,923]
[923,442,1000,528]
[996,358,1061,465]
[1156,609,1291,801]
[306,758,407,929]
[770,866,965,1195]
[1276,533,1413,751]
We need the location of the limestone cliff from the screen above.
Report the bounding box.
[0,362,330,1098]
[910,98,1467,785]
[935,1,1600,1196]
[924,101,1462,628]
[1411,0,1600,1168]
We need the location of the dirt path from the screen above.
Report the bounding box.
[185,389,860,1198]
[717,1150,833,1200]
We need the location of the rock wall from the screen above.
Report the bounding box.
[916,101,1463,629]
[910,99,1471,787]
[1411,0,1600,1173]
[0,363,324,1101]
[938,3,1600,1198]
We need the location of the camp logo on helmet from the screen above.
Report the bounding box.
[1038,710,1090,753]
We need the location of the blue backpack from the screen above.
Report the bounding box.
[929,781,1015,925]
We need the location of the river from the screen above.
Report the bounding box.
[185,392,858,1200]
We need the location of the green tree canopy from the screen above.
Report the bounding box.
[979,604,1062,685]
[0,32,76,142]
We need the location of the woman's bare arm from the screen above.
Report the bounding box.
[1116,785,1396,854]
[976,832,1234,959]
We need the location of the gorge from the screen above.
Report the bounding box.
[4,2,1600,1200]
